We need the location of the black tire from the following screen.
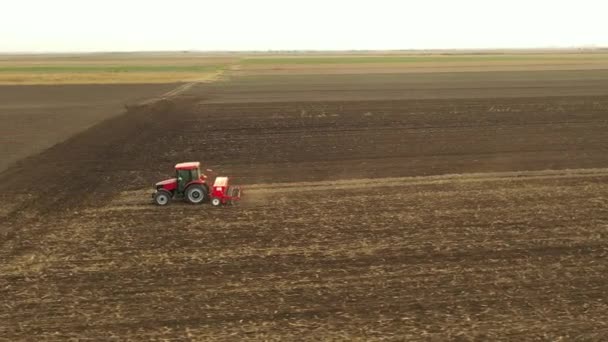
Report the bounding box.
[153,190,171,206]
[185,184,207,204]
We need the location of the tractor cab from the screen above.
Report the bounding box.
[175,162,204,192]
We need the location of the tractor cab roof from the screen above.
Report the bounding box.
[175,161,200,171]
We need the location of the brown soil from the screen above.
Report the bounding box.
[238,60,608,75]
[197,70,608,103]
[1,71,608,340]
[0,83,179,172]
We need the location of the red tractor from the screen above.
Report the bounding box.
[152,162,241,206]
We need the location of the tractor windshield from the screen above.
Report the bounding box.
[176,168,200,182]
[190,168,200,180]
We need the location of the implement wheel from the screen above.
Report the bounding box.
[211,198,222,206]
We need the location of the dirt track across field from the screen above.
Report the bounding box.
[1,66,608,339]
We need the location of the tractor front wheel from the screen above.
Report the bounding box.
[185,185,207,204]
[153,190,171,206]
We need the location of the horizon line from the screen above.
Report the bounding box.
[1,46,608,56]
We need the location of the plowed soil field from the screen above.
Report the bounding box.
[1,69,608,340]
[0,83,179,172]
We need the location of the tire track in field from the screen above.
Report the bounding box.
[136,70,226,106]
[92,167,608,212]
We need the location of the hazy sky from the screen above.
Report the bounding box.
[1,0,607,52]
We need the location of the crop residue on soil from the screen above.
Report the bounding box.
[2,68,608,340]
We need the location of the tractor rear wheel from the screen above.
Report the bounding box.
[153,190,171,206]
[185,185,207,204]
